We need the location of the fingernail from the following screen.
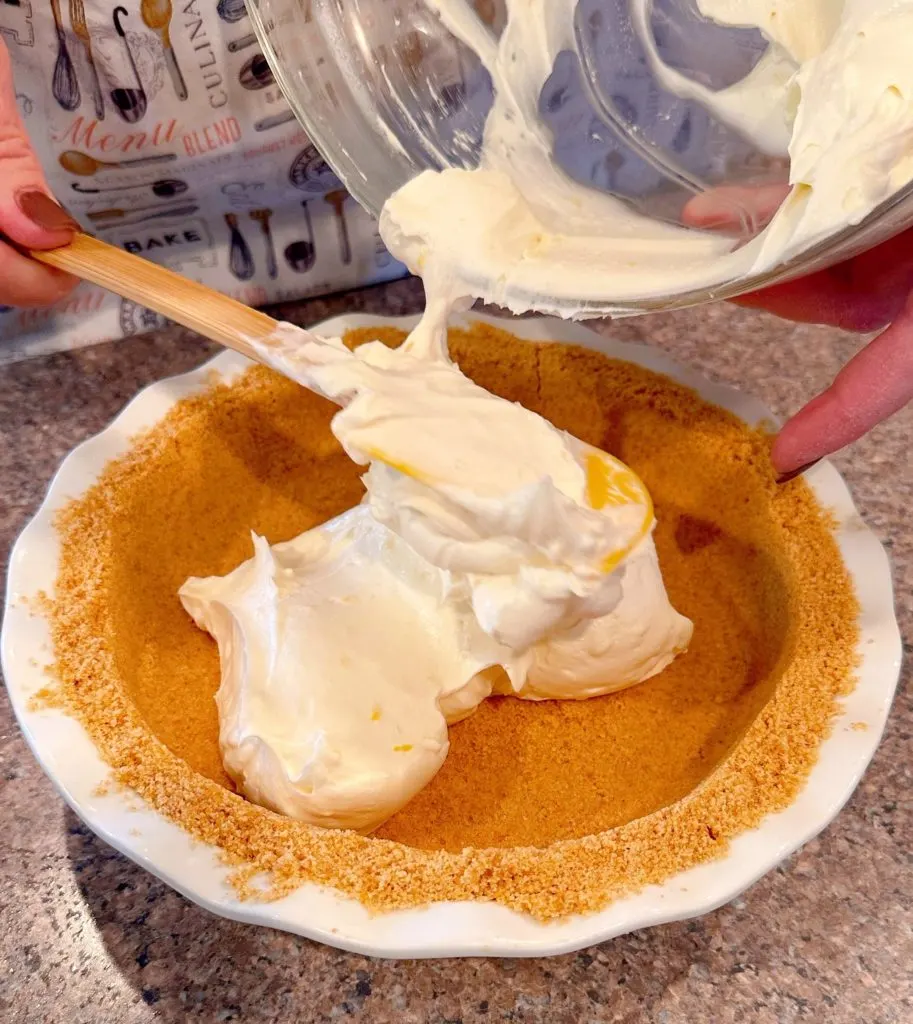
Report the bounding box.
[15,190,80,233]
[776,459,821,485]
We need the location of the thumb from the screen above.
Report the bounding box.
[773,290,913,473]
[0,42,79,249]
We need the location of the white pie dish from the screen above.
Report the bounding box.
[1,312,902,959]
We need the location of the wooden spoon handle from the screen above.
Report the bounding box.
[31,233,277,361]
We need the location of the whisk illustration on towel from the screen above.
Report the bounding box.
[141,0,188,101]
[50,0,79,111]
[225,213,256,280]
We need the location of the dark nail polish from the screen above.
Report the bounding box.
[15,190,80,233]
[776,459,821,485]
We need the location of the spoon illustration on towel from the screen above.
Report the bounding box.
[112,7,148,123]
[88,201,198,223]
[72,178,189,198]
[87,204,199,229]
[141,0,188,101]
[50,0,80,111]
[60,149,177,176]
[249,209,278,279]
[91,205,199,229]
[324,190,352,265]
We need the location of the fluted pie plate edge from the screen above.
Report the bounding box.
[1,313,902,958]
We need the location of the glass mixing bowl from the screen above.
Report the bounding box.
[247,0,913,316]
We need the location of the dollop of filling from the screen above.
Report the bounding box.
[180,328,692,831]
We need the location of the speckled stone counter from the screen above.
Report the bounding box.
[1,278,910,1024]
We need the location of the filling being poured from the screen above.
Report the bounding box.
[381,0,913,315]
[180,0,907,832]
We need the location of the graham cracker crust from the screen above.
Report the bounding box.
[43,323,858,920]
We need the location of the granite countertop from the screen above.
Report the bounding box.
[0,278,910,1024]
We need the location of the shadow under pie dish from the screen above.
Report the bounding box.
[2,313,901,958]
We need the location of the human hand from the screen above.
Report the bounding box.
[684,187,913,478]
[0,41,79,307]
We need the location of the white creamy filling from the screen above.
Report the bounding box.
[181,327,692,831]
[181,510,501,831]
[381,0,913,313]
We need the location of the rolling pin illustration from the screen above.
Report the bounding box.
[69,0,104,119]
[112,7,148,123]
[228,33,257,53]
[324,189,352,265]
[50,0,80,111]
[284,202,316,273]
[249,209,278,279]
[72,179,189,198]
[225,213,255,280]
[254,110,295,132]
[141,0,188,101]
[60,150,177,176]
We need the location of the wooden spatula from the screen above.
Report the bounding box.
[31,232,278,363]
